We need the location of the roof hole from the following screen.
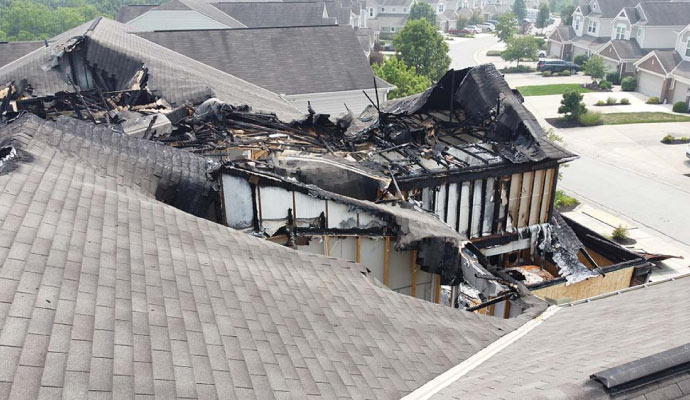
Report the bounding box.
[0,146,17,162]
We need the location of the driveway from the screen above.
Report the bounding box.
[447,33,499,69]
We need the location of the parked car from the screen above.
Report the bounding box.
[538,50,547,58]
[537,59,580,73]
[686,143,690,159]
[486,19,498,26]
[478,23,494,31]
[466,25,482,34]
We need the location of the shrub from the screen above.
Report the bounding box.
[606,97,616,105]
[542,70,552,77]
[620,97,630,105]
[501,65,535,73]
[558,90,587,121]
[621,76,636,91]
[661,134,675,143]
[672,101,688,113]
[554,190,578,209]
[578,111,603,126]
[682,136,690,141]
[486,50,503,56]
[596,100,605,106]
[573,54,589,66]
[605,72,620,85]
[646,96,661,104]
[612,225,629,241]
[535,37,546,50]
[559,69,571,76]
[599,80,612,90]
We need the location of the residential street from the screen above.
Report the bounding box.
[448,35,690,277]
[447,33,499,69]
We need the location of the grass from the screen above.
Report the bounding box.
[600,112,690,125]
[486,50,503,56]
[516,84,593,96]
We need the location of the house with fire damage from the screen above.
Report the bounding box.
[0,17,654,316]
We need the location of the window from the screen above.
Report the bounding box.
[393,7,397,12]
[636,28,642,39]
[381,7,385,12]
[391,26,396,32]
[438,2,444,12]
[369,7,373,16]
[592,2,596,9]
[686,40,690,57]
[403,7,406,12]
[616,24,626,39]
[574,17,580,30]
[587,20,597,33]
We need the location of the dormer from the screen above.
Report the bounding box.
[677,24,690,61]
[589,0,600,14]
[438,1,445,13]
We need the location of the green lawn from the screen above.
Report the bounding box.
[601,112,690,125]
[516,84,593,96]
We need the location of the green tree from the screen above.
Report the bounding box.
[501,36,538,66]
[409,3,437,26]
[394,19,450,81]
[456,16,469,30]
[584,55,607,83]
[494,13,517,42]
[561,5,575,26]
[536,3,550,33]
[512,0,527,21]
[558,90,587,121]
[372,57,431,100]
[469,9,483,25]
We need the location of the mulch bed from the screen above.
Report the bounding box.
[545,118,581,128]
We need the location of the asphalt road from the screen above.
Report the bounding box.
[447,34,499,69]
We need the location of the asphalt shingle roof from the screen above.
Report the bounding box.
[137,25,380,95]
[0,18,303,121]
[115,4,158,23]
[638,1,690,25]
[153,0,246,28]
[0,41,43,69]
[0,114,544,399]
[212,2,334,27]
[610,39,646,60]
[432,276,690,399]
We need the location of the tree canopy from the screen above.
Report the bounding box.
[501,36,538,66]
[584,55,608,83]
[536,4,550,32]
[494,13,517,42]
[456,16,469,30]
[561,5,575,26]
[394,18,450,81]
[408,3,436,26]
[372,57,431,100]
[469,9,483,25]
[512,0,527,21]
[0,0,158,42]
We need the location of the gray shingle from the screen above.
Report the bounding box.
[213,2,333,27]
[0,115,543,399]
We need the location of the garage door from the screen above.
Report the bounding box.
[637,71,664,98]
[549,42,562,58]
[672,81,690,104]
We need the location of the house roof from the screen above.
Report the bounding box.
[115,4,158,23]
[0,18,303,121]
[621,6,640,22]
[0,41,43,69]
[0,112,546,400]
[212,2,334,28]
[367,14,409,29]
[594,0,649,18]
[151,0,246,28]
[429,275,690,399]
[609,39,646,60]
[552,25,576,42]
[637,1,690,25]
[324,1,353,25]
[672,60,690,80]
[369,0,414,6]
[571,34,609,50]
[137,25,384,96]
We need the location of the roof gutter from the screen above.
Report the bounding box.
[402,305,561,400]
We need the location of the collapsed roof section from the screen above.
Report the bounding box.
[0,17,303,121]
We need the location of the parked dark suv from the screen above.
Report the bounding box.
[537,60,580,73]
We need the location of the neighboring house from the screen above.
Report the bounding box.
[0,41,43,69]
[114,4,157,23]
[633,22,690,103]
[212,2,336,28]
[596,1,690,77]
[137,25,393,115]
[366,15,409,36]
[365,0,414,19]
[481,3,511,19]
[439,9,460,32]
[123,0,246,31]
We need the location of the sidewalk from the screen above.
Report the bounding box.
[562,203,690,281]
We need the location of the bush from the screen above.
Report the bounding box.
[620,98,630,105]
[559,69,571,76]
[573,54,589,66]
[612,225,629,241]
[621,76,636,91]
[605,72,620,85]
[578,111,603,126]
[500,65,535,73]
[661,134,675,143]
[596,100,605,106]
[535,37,546,50]
[486,50,503,56]
[646,96,661,104]
[606,97,616,105]
[558,90,587,121]
[672,101,688,113]
[554,190,579,209]
[542,70,552,77]
[599,80,612,90]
